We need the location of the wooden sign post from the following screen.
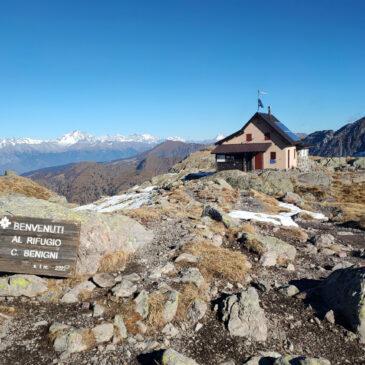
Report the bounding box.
[0,215,80,278]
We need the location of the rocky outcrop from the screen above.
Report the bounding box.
[318,267,365,342]
[302,116,365,157]
[222,287,267,341]
[0,196,153,276]
[241,233,297,266]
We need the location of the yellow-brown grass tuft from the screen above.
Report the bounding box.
[119,300,143,335]
[275,226,309,243]
[175,283,207,322]
[0,175,55,200]
[82,329,96,349]
[182,241,250,283]
[123,207,162,225]
[147,291,167,330]
[98,251,127,273]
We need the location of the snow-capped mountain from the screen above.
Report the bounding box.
[0,130,219,175]
[0,130,161,149]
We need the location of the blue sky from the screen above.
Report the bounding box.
[0,0,364,140]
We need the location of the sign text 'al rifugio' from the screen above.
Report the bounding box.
[0,215,80,277]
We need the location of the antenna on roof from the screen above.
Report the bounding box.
[268,106,271,117]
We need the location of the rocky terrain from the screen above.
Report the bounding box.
[303,116,365,157]
[0,151,364,365]
[25,141,204,204]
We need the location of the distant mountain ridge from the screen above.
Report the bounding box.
[302,117,365,156]
[25,140,204,204]
[0,130,221,174]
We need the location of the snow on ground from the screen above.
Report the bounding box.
[229,202,328,227]
[74,186,156,213]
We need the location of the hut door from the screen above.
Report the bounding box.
[254,153,263,170]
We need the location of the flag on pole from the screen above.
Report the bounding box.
[257,90,267,110]
[258,98,264,109]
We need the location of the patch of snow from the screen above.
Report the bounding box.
[166,136,186,142]
[215,134,225,142]
[74,186,156,213]
[57,130,94,145]
[229,202,327,227]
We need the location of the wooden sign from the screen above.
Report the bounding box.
[0,215,80,278]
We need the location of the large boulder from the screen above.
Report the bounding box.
[0,275,48,297]
[221,287,267,341]
[318,267,365,342]
[214,170,295,197]
[162,349,200,365]
[241,233,297,266]
[0,196,153,276]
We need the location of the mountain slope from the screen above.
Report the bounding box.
[25,141,204,204]
[303,117,365,156]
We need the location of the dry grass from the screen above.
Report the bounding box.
[194,183,239,211]
[243,236,266,256]
[0,175,54,200]
[275,226,308,243]
[182,241,250,283]
[82,329,96,349]
[249,190,288,214]
[147,291,167,330]
[175,283,207,322]
[123,207,162,225]
[98,251,127,273]
[294,184,328,200]
[119,300,143,335]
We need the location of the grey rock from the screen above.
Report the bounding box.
[111,279,137,298]
[162,348,199,365]
[222,287,267,341]
[92,303,105,317]
[282,192,303,205]
[162,323,180,338]
[0,195,153,276]
[202,204,223,221]
[91,323,114,344]
[279,285,300,297]
[163,290,179,323]
[179,267,205,288]
[92,273,116,288]
[53,327,90,354]
[324,310,335,324]
[318,267,365,342]
[242,233,297,266]
[313,234,335,247]
[175,253,198,264]
[113,315,128,341]
[61,281,96,303]
[0,275,48,298]
[135,290,149,319]
[187,299,207,323]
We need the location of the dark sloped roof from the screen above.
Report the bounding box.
[216,112,300,146]
[211,143,271,154]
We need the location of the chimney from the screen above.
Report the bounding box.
[268,106,271,117]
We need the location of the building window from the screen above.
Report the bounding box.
[264,132,271,140]
[246,134,252,142]
[270,152,276,164]
[216,154,225,162]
